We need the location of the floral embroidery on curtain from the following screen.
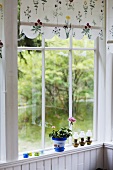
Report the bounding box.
[0,0,3,58]
[20,0,105,40]
[107,0,113,52]
[108,0,113,40]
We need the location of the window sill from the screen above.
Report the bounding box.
[0,141,103,168]
[104,142,113,149]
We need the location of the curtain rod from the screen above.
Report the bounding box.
[20,21,102,30]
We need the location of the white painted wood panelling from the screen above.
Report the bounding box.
[5,168,13,170]
[0,144,104,170]
[96,147,103,169]
[30,162,36,170]
[71,153,77,170]
[14,166,21,170]
[77,152,84,170]
[104,143,113,170]
[65,155,72,170]
[37,161,44,170]
[51,158,58,170]
[103,147,107,169]
[44,159,51,170]
[58,156,65,170]
[84,151,90,170]
[91,150,97,170]
[22,164,29,170]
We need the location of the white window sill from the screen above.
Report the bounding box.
[0,141,103,168]
[104,142,113,149]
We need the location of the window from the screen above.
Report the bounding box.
[18,35,96,152]
[0,0,106,163]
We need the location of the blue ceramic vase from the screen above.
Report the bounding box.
[52,137,67,152]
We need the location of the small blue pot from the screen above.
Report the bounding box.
[52,137,67,152]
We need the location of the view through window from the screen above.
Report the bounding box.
[18,35,95,152]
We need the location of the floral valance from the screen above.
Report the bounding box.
[107,0,113,52]
[0,0,3,58]
[21,0,105,40]
[107,0,113,41]
[0,0,3,40]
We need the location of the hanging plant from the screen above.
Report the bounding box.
[31,19,43,35]
[0,40,3,58]
[82,23,92,39]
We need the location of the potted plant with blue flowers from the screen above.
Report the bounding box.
[49,117,76,152]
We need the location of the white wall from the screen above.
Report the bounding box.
[0,144,103,170]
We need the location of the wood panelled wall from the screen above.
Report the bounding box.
[0,144,104,170]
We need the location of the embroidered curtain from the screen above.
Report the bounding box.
[0,0,3,58]
[107,0,113,52]
[0,0,3,40]
[20,0,105,40]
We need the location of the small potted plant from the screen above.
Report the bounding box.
[49,117,76,152]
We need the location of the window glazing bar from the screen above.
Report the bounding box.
[69,31,73,144]
[18,47,95,51]
[42,35,45,150]
[93,37,99,141]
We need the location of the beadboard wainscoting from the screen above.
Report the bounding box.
[104,142,113,170]
[0,143,104,170]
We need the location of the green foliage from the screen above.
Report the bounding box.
[18,34,94,151]
[49,127,72,138]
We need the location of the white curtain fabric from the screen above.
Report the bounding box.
[0,0,3,58]
[20,0,105,40]
[108,0,113,41]
[107,0,113,53]
[0,0,3,41]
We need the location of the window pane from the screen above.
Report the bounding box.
[18,35,42,47]
[18,50,42,152]
[45,35,69,47]
[45,50,69,148]
[73,36,94,48]
[72,50,94,134]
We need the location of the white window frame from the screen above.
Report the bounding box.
[0,0,106,162]
[18,33,97,150]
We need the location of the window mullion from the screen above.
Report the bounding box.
[69,30,73,144]
[42,35,45,150]
[93,37,99,141]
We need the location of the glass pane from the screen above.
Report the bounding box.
[45,35,69,47]
[73,36,94,48]
[18,34,42,47]
[72,50,94,134]
[45,50,69,148]
[18,50,42,152]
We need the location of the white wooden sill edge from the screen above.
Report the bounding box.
[0,142,103,168]
[104,142,113,149]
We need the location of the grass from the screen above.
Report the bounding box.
[18,102,93,152]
